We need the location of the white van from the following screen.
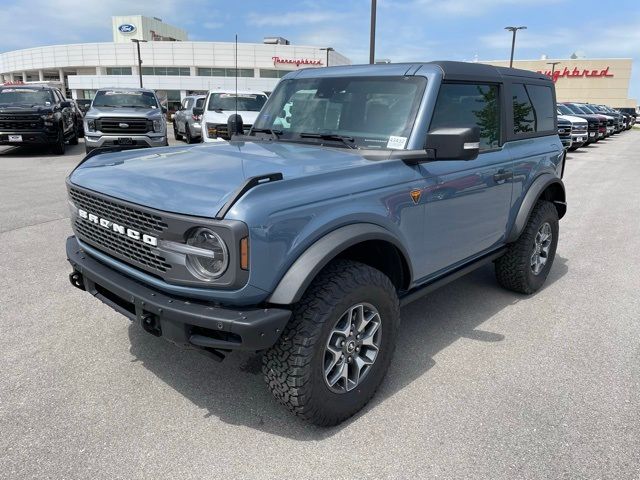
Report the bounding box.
[199,90,268,142]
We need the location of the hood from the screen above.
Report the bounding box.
[202,110,260,125]
[558,115,587,125]
[70,141,377,217]
[86,106,163,119]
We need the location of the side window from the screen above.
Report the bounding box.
[195,98,205,109]
[185,98,193,109]
[527,85,554,132]
[429,83,500,150]
[512,83,554,134]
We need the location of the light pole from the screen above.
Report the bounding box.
[369,0,377,64]
[131,39,147,88]
[504,26,526,68]
[320,47,334,67]
[547,61,561,80]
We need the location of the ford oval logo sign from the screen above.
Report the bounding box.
[118,24,136,34]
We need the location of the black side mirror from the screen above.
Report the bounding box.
[192,107,204,116]
[425,127,480,161]
[227,114,244,138]
[161,106,168,113]
[60,101,72,108]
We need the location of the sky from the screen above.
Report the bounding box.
[0,0,638,100]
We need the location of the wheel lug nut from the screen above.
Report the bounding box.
[340,340,345,347]
[356,347,360,352]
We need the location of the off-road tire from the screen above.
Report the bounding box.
[263,259,400,426]
[495,200,559,294]
[51,126,65,155]
[173,121,183,141]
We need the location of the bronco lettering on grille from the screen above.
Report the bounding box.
[78,208,158,246]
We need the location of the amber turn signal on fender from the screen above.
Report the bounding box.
[240,237,249,270]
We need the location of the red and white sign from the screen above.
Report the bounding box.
[272,56,323,67]
[2,81,25,85]
[538,66,614,83]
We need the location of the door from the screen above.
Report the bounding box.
[417,82,513,277]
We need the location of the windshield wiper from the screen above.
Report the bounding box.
[250,127,282,140]
[298,132,357,149]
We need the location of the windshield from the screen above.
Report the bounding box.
[557,104,574,115]
[576,104,595,114]
[0,88,54,106]
[92,90,159,108]
[207,93,267,112]
[252,76,427,149]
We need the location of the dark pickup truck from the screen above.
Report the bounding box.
[0,85,80,154]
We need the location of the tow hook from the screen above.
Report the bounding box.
[69,272,85,291]
[141,313,162,337]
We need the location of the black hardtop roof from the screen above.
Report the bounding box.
[426,60,550,82]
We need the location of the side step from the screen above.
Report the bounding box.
[399,248,506,307]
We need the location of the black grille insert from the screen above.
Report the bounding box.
[97,117,151,134]
[0,114,43,131]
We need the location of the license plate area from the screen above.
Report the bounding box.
[118,137,133,145]
[8,134,22,142]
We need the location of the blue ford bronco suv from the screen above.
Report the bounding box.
[66,61,566,426]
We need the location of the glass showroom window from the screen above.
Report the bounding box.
[259,69,291,78]
[197,68,254,77]
[142,67,190,76]
[106,67,132,76]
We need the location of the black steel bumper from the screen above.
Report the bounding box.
[66,236,291,353]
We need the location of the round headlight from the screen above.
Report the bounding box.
[185,228,228,280]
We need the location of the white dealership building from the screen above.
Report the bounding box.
[0,15,350,110]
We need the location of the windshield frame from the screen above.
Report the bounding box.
[251,75,428,150]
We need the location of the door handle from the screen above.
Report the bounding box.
[493,169,513,183]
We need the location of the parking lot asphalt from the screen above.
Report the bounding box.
[1,133,639,480]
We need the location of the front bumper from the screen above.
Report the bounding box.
[84,134,167,149]
[66,236,291,352]
[0,130,57,145]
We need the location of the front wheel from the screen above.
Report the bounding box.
[495,200,559,294]
[69,122,79,145]
[263,260,400,426]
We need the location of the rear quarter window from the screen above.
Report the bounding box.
[512,83,555,135]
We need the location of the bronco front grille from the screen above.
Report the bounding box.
[74,219,172,273]
[97,117,151,134]
[69,188,172,274]
[69,188,168,234]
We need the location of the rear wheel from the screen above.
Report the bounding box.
[495,200,559,294]
[51,126,65,155]
[263,259,400,426]
[173,121,183,141]
[185,124,193,144]
[69,121,79,145]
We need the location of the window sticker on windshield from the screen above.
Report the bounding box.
[1,89,39,93]
[220,93,257,99]
[387,136,407,149]
[105,91,143,95]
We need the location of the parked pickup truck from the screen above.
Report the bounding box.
[83,88,168,154]
[66,62,566,426]
[0,85,80,154]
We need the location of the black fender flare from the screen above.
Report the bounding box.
[506,174,566,243]
[267,223,412,305]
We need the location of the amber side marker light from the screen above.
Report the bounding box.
[240,237,249,270]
